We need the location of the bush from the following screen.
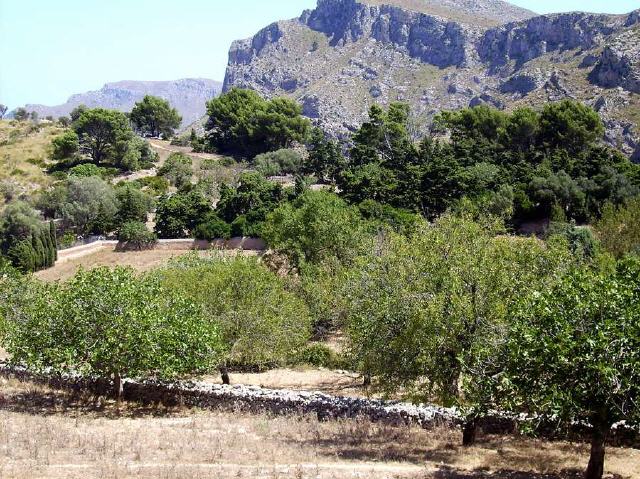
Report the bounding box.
[156,255,311,378]
[117,221,157,249]
[68,163,108,178]
[254,149,303,177]
[293,343,340,369]
[158,153,193,189]
[193,214,231,240]
[135,176,170,196]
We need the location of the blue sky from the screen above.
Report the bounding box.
[1,0,637,110]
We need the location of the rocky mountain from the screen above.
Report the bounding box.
[223,0,640,160]
[14,78,222,128]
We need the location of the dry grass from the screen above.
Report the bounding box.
[0,378,638,479]
[34,248,217,282]
[0,120,64,192]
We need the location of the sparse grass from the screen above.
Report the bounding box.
[34,248,260,282]
[0,120,65,191]
[0,377,638,479]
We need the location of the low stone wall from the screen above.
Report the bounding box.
[1,363,637,447]
[54,237,267,263]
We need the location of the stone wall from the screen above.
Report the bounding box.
[1,362,637,447]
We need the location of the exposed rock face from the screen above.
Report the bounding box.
[224,0,640,156]
[590,29,640,93]
[14,78,222,128]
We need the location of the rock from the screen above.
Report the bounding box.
[579,54,600,68]
[500,72,545,96]
[469,93,504,109]
[589,31,640,94]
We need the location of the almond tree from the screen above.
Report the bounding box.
[504,257,640,479]
[1,267,223,400]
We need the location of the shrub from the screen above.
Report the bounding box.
[254,149,303,177]
[193,214,231,240]
[293,343,339,369]
[117,221,157,249]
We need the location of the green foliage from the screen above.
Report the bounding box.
[303,128,345,183]
[262,190,369,270]
[334,101,637,225]
[293,343,340,369]
[117,221,157,249]
[503,258,640,478]
[73,108,133,166]
[115,183,154,226]
[546,221,599,260]
[1,267,223,389]
[130,95,182,138]
[193,213,231,240]
[67,163,111,178]
[51,131,79,161]
[216,172,284,236]
[135,175,170,196]
[14,108,28,122]
[158,152,193,189]
[61,176,119,235]
[156,255,311,370]
[0,201,57,272]
[346,214,573,409]
[154,190,212,239]
[254,148,303,177]
[595,197,640,258]
[205,88,310,157]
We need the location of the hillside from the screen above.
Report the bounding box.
[13,78,222,128]
[0,120,64,199]
[223,0,640,160]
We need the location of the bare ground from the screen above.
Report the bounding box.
[0,378,638,479]
[35,248,258,282]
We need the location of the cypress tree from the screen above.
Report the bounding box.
[50,221,58,261]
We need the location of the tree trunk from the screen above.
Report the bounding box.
[113,371,124,402]
[462,416,478,446]
[220,366,230,385]
[363,373,371,387]
[585,426,607,479]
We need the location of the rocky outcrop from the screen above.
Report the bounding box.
[14,78,222,128]
[590,30,640,93]
[223,0,640,157]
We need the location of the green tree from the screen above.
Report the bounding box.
[130,95,182,138]
[116,183,154,226]
[156,255,310,384]
[158,152,193,189]
[73,108,133,166]
[254,148,303,177]
[304,128,345,183]
[205,88,310,157]
[51,131,80,161]
[154,190,212,239]
[215,172,284,236]
[595,197,640,258]
[13,108,28,121]
[118,221,157,249]
[346,214,573,443]
[1,267,223,399]
[504,258,640,479]
[262,190,369,270]
[61,176,119,234]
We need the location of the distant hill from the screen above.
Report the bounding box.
[12,78,222,128]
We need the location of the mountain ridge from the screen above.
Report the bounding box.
[223,0,640,160]
[13,78,222,128]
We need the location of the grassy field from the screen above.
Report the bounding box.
[0,120,64,195]
[1,377,638,479]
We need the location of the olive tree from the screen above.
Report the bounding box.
[156,254,311,384]
[346,214,573,444]
[504,258,640,479]
[1,267,223,399]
